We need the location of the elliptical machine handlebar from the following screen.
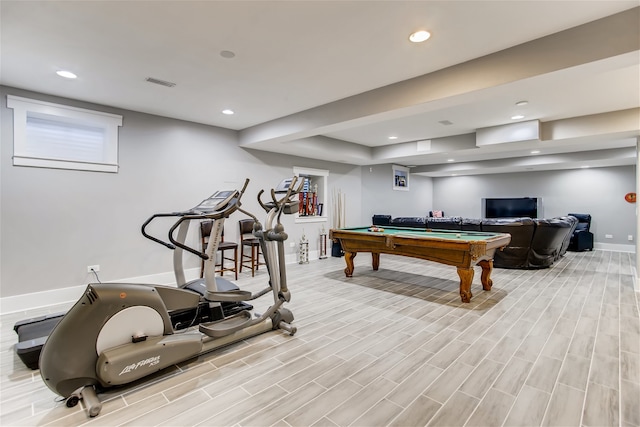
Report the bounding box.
[141,178,250,257]
[141,212,182,250]
[167,199,240,259]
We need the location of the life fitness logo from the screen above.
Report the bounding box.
[119,356,160,376]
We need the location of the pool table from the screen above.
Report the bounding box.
[329,226,511,303]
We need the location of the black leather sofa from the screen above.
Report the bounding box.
[372,214,578,269]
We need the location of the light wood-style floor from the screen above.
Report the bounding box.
[1,249,639,426]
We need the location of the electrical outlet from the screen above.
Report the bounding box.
[628,235,633,241]
[289,242,296,248]
[87,264,100,273]
[605,234,613,239]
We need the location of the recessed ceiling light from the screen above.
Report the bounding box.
[530,150,540,154]
[222,109,234,115]
[515,100,528,106]
[388,136,398,140]
[581,165,590,169]
[409,30,431,43]
[451,174,458,177]
[220,50,236,59]
[447,158,455,162]
[56,70,77,79]
[511,114,525,120]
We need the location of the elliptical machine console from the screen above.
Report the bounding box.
[191,190,237,213]
[39,177,303,418]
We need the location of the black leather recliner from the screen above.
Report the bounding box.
[426,217,462,230]
[390,216,427,228]
[461,218,482,231]
[568,213,594,251]
[558,216,579,257]
[481,217,536,269]
[372,215,392,226]
[529,217,577,267]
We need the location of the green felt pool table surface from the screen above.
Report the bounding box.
[341,226,506,241]
[329,226,512,303]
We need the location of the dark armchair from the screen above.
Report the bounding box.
[568,213,594,251]
[372,215,392,226]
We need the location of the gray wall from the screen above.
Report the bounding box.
[432,167,636,245]
[360,164,434,222]
[0,86,361,298]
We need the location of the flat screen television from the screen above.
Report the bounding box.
[483,197,541,218]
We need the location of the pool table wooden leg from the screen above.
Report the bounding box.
[457,267,474,303]
[372,253,380,271]
[479,259,493,291]
[344,252,356,277]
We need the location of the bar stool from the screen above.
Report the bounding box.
[200,220,238,280]
[238,218,262,276]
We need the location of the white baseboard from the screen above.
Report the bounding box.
[1,285,88,316]
[0,252,311,315]
[594,242,635,253]
[0,268,198,315]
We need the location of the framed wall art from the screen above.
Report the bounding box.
[392,164,409,191]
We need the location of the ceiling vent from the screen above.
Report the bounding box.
[145,77,176,88]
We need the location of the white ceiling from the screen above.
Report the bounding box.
[1,1,639,176]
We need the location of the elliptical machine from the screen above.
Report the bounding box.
[13,183,253,370]
[39,177,302,418]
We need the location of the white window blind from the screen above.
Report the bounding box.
[8,95,123,173]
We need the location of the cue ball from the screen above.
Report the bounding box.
[456,233,461,238]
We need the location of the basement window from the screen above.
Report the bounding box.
[7,95,123,173]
